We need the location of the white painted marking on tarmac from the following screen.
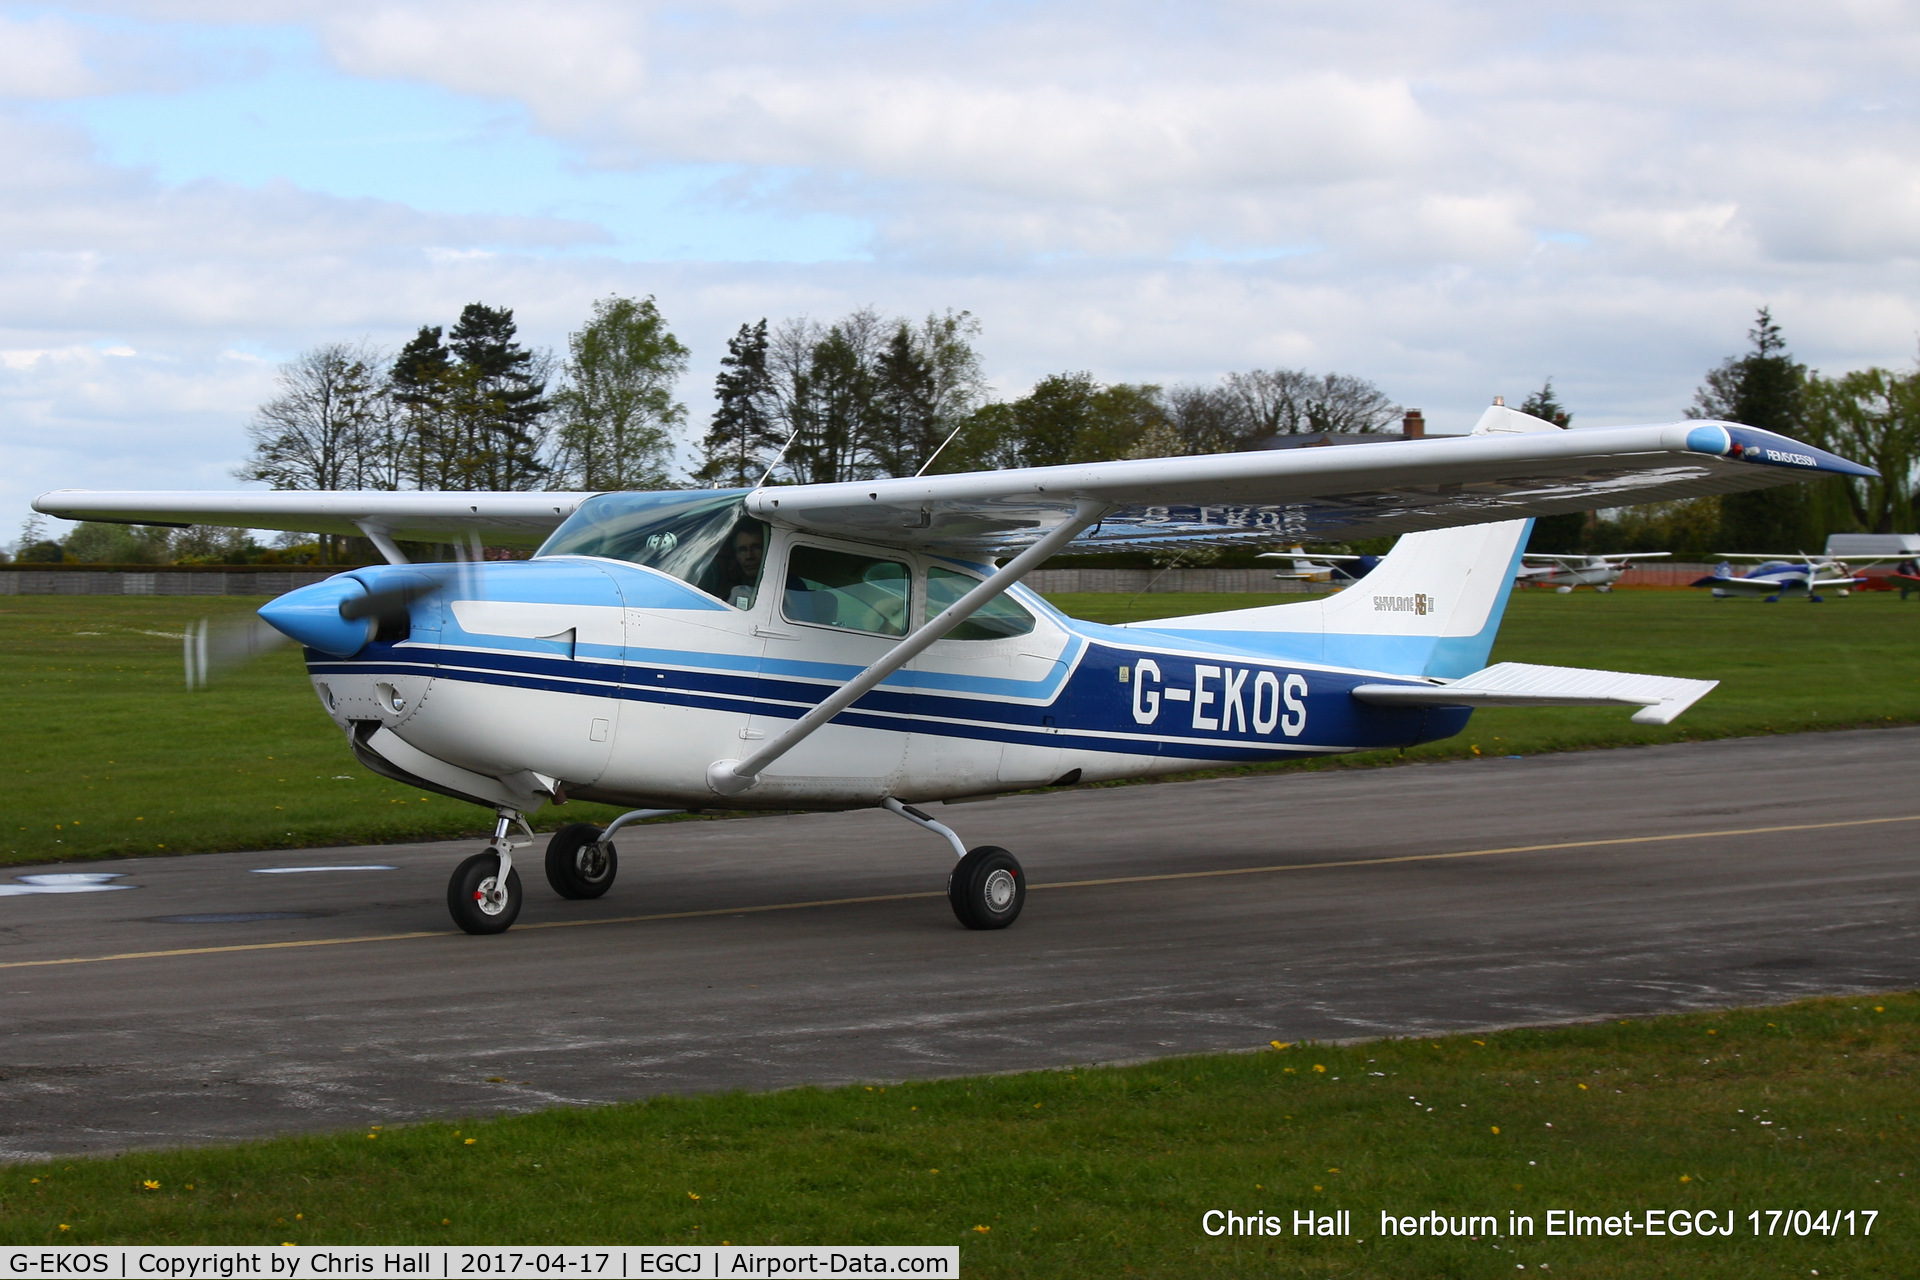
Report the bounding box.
[250,866,398,874]
[0,873,131,896]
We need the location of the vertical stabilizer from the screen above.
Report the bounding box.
[1125,402,1558,677]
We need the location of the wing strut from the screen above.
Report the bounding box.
[706,498,1110,796]
[355,521,410,565]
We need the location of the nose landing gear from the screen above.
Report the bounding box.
[447,810,532,934]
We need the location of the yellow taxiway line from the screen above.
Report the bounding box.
[4,813,1915,972]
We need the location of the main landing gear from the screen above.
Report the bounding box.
[445,806,681,934]
[883,797,1026,930]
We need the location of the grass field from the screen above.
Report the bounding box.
[2,590,1915,866]
[1,992,1913,1276]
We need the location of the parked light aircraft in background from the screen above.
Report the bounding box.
[1257,546,1375,585]
[36,406,1873,935]
[1691,553,1867,602]
[1516,551,1670,593]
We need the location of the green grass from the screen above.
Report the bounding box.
[2,992,1914,1276]
[3,590,1916,866]
[0,596,639,864]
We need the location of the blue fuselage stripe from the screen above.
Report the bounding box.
[309,622,1467,762]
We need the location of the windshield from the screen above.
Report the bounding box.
[537,490,768,606]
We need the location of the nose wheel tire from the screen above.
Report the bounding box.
[448,853,523,934]
[545,822,619,899]
[948,845,1026,930]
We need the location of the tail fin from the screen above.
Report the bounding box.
[1126,403,1556,678]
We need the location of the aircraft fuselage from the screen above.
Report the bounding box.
[300,544,1461,813]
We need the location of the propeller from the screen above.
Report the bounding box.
[183,616,293,690]
[184,549,479,689]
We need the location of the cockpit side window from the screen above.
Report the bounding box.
[535,490,767,607]
[925,566,1037,639]
[783,545,911,636]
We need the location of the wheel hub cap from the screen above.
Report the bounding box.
[578,845,609,879]
[983,868,1016,912]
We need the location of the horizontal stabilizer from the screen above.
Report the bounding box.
[1351,661,1717,725]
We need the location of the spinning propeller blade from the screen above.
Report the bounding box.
[183,616,293,690]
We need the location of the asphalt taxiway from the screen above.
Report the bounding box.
[3,726,1917,1161]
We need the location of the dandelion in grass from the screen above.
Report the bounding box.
[1313,1064,1326,1073]
[142,1181,160,1190]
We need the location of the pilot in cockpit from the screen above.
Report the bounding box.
[716,522,766,608]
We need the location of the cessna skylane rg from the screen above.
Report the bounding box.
[36,405,1874,935]
[1515,551,1671,593]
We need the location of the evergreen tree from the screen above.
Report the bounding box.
[697,320,781,487]
[867,322,938,478]
[550,295,688,491]
[1518,378,1571,427]
[444,303,552,491]
[389,326,453,488]
[1519,378,1586,554]
[799,317,880,485]
[866,311,985,477]
[1690,308,1811,550]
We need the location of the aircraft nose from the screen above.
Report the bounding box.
[258,576,375,657]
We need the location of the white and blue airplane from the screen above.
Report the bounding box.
[1690,554,1866,602]
[36,405,1873,935]
[1516,551,1671,592]
[1257,545,1376,586]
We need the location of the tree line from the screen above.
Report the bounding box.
[691,309,1401,486]
[22,295,1906,568]
[1529,308,1920,557]
[241,297,1403,507]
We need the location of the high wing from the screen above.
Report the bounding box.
[29,490,601,548]
[35,412,1871,558]
[740,416,1873,555]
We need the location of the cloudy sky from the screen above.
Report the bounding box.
[6,0,1919,533]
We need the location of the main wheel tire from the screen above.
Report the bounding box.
[545,822,618,899]
[948,845,1026,930]
[448,853,523,934]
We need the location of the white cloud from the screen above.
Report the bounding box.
[6,0,1920,529]
[0,14,118,98]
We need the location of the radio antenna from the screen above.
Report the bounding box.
[753,424,805,491]
[913,419,970,477]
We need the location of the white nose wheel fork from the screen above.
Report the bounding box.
[883,797,1026,931]
[447,809,534,935]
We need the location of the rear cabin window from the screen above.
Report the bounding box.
[535,491,767,607]
[925,566,1037,640]
[783,546,911,636]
